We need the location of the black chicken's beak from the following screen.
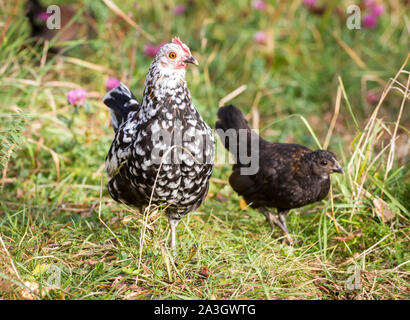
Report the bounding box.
[332,160,344,174]
[183,56,199,66]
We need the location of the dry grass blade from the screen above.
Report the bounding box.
[64,57,116,75]
[0,234,22,283]
[332,32,367,70]
[27,138,60,181]
[0,234,41,300]
[218,85,247,107]
[97,176,124,247]
[92,163,106,179]
[323,85,341,150]
[251,90,262,131]
[384,72,409,179]
[1,146,13,192]
[373,198,395,223]
[346,54,410,218]
[102,0,155,41]
[0,0,18,46]
[44,81,83,89]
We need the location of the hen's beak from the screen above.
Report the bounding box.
[183,56,199,66]
[332,160,344,174]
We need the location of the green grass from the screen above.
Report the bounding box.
[0,0,409,299]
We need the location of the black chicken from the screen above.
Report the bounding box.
[216,105,343,244]
[104,38,215,249]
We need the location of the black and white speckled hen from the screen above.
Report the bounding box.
[103,37,215,249]
[216,105,343,244]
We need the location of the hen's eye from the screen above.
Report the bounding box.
[168,51,177,59]
[320,160,328,166]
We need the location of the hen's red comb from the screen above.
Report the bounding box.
[172,36,191,55]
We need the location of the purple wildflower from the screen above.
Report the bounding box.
[371,4,384,17]
[366,90,382,104]
[254,31,268,44]
[303,0,317,8]
[38,12,51,21]
[363,14,377,28]
[144,42,166,58]
[105,77,121,91]
[252,0,267,11]
[173,4,186,15]
[67,89,87,105]
[144,44,158,58]
[364,0,376,9]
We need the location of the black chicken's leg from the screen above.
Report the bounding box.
[259,207,294,245]
[260,207,277,231]
[278,209,293,245]
[278,210,289,233]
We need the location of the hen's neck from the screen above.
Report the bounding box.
[144,63,187,97]
[140,62,192,119]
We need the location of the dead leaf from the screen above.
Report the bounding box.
[141,263,150,275]
[87,259,99,266]
[20,281,40,300]
[0,279,14,294]
[216,192,228,203]
[109,216,119,226]
[340,252,360,266]
[199,266,210,278]
[205,192,214,200]
[122,215,136,224]
[124,285,149,299]
[80,203,96,217]
[16,188,23,199]
[373,198,395,223]
[334,229,362,242]
[19,281,53,300]
[111,276,127,292]
[128,284,145,292]
[239,199,248,210]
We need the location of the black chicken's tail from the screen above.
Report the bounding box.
[216,105,252,133]
[103,83,140,133]
[215,105,261,162]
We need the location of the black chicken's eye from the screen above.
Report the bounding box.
[320,160,328,166]
[168,51,177,59]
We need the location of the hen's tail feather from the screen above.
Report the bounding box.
[215,105,261,161]
[108,175,140,207]
[103,83,140,132]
